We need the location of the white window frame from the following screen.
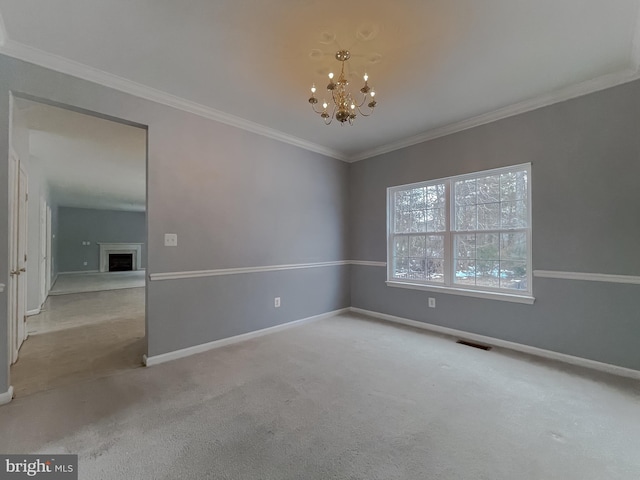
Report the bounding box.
[386,163,534,304]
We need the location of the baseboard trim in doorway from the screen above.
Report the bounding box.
[26,308,41,316]
[350,307,640,380]
[0,386,14,406]
[143,308,350,367]
[58,270,100,275]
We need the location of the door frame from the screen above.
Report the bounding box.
[39,197,48,306]
[46,203,52,296]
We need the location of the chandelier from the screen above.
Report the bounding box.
[308,50,377,125]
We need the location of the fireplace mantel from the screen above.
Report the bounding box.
[98,243,143,272]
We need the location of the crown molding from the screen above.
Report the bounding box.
[349,68,640,162]
[0,39,348,162]
[1,9,639,165]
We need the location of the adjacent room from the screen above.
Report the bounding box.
[7,98,147,397]
[0,1,638,479]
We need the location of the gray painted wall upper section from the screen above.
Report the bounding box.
[57,207,146,272]
[351,79,640,276]
[0,54,350,394]
[349,79,640,370]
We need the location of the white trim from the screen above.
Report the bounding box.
[149,260,351,281]
[350,260,387,267]
[534,270,640,285]
[57,270,100,275]
[350,307,640,380]
[386,281,535,304]
[0,283,4,293]
[0,386,14,406]
[144,308,349,366]
[26,308,40,317]
[0,39,347,162]
[350,69,640,162]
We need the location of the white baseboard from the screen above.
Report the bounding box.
[58,270,100,275]
[350,307,640,380]
[143,308,350,367]
[26,308,41,317]
[0,386,14,406]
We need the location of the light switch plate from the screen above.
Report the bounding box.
[164,233,178,247]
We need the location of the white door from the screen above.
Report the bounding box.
[8,150,27,363]
[8,150,18,364]
[39,198,47,305]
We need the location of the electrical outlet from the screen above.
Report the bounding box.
[164,233,178,247]
[428,297,436,308]
[274,297,281,308]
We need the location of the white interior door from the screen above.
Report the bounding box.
[8,150,19,364]
[40,198,47,305]
[8,150,27,363]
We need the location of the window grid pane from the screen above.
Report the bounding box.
[390,165,530,294]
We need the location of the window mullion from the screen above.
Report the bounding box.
[443,179,452,286]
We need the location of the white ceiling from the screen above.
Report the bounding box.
[1,0,640,161]
[15,98,146,212]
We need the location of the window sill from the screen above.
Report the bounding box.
[385,280,535,304]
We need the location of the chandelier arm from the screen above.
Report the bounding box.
[355,105,375,117]
[311,103,325,115]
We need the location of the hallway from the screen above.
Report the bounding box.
[11,287,145,397]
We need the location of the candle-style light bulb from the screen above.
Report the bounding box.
[370,90,376,97]
[311,84,316,94]
[351,103,356,110]
[322,101,328,109]
[328,72,334,79]
[363,73,368,82]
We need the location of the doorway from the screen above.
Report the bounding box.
[8,95,148,397]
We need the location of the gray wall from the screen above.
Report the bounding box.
[57,207,146,273]
[0,54,350,393]
[350,79,640,370]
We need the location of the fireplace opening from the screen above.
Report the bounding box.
[109,253,134,272]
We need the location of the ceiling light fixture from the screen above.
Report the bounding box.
[308,50,377,125]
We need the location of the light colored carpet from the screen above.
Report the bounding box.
[14,288,145,396]
[50,271,146,295]
[1,313,639,479]
[28,288,145,335]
